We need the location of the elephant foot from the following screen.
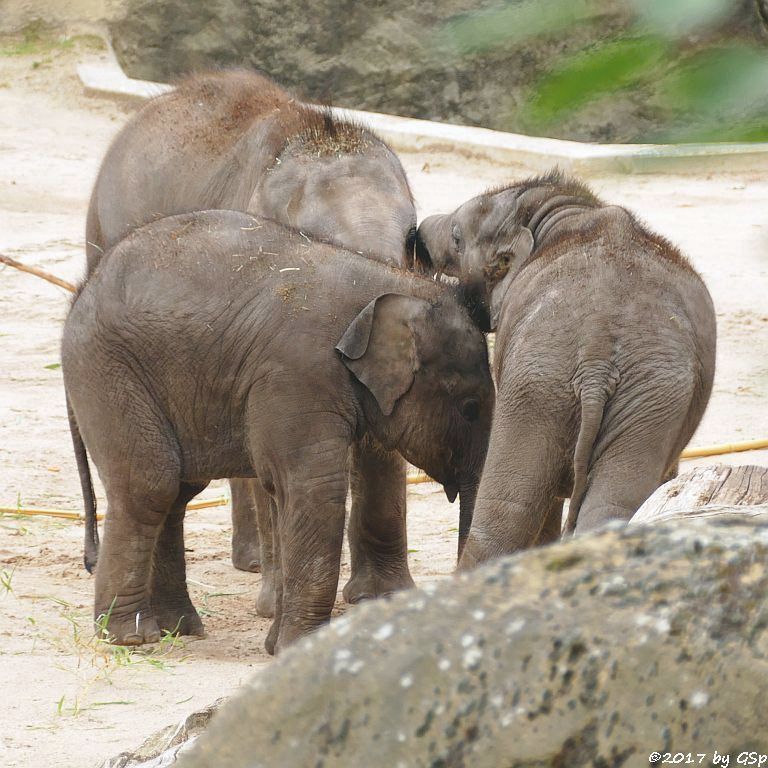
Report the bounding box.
[256,580,276,618]
[152,600,205,638]
[574,503,633,535]
[231,541,261,573]
[342,566,415,605]
[96,605,161,646]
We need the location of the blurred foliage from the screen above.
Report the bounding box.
[526,37,668,126]
[636,0,736,37]
[437,0,768,143]
[436,0,601,54]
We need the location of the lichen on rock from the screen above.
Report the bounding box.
[174,517,768,768]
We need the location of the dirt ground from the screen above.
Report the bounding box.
[1,37,767,768]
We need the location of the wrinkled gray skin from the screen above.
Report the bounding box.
[63,211,493,653]
[417,172,716,567]
[84,70,423,598]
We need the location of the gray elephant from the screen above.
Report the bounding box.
[416,171,716,567]
[84,70,424,599]
[63,211,493,653]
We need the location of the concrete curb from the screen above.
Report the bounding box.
[78,58,768,175]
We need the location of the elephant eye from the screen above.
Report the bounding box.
[460,397,480,422]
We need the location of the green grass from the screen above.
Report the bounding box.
[0,22,105,58]
[1,566,16,595]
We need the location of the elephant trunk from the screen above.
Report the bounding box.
[457,479,478,563]
[416,215,459,277]
[413,227,434,273]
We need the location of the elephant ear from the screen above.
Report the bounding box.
[487,226,534,331]
[485,226,534,287]
[336,293,428,416]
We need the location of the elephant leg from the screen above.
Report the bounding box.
[256,488,278,618]
[94,484,179,646]
[574,371,697,532]
[150,482,207,637]
[343,438,414,605]
[574,441,676,534]
[230,478,261,572]
[534,497,564,546]
[264,501,283,655]
[267,451,348,655]
[459,410,568,570]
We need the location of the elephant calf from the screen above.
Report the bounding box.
[63,211,493,653]
[417,170,716,567]
[85,69,423,575]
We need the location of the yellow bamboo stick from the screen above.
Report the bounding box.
[0,496,229,521]
[406,437,768,484]
[187,497,229,510]
[0,507,87,520]
[680,437,768,460]
[5,439,768,520]
[406,473,433,485]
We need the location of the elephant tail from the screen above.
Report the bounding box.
[564,362,620,534]
[67,393,99,573]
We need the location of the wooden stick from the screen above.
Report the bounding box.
[0,496,229,521]
[0,507,89,520]
[406,474,433,485]
[406,437,768,485]
[187,497,230,510]
[680,437,768,460]
[4,437,768,521]
[0,253,77,293]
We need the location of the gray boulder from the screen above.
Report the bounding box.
[176,517,768,768]
[107,0,767,143]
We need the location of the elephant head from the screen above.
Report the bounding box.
[415,189,535,331]
[416,174,607,331]
[337,291,494,557]
[257,144,420,270]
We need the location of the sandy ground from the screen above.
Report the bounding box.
[1,37,767,768]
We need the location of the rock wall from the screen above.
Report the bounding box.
[107,0,767,143]
[176,517,768,768]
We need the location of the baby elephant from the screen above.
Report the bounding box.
[417,170,716,567]
[63,211,493,653]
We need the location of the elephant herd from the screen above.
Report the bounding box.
[62,70,716,654]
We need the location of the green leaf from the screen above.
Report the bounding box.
[44,362,61,370]
[525,36,669,126]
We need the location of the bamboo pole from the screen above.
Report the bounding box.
[0,253,78,293]
[0,496,229,521]
[679,437,768,460]
[4,436,768,519]
[406,473,433,485]
[406,437,768,485]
